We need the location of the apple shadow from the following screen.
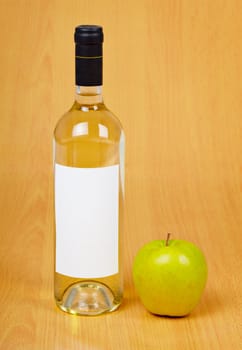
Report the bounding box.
[185,287,226,319]
[144,287,225,320]
[123,279,226,320]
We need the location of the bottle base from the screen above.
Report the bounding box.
[55,281,121,316]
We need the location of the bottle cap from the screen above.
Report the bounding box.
[74,25,103,86]
[74,25,104,44]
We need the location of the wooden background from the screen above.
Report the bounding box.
[0,0,241,349]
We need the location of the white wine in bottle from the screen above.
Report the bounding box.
[53,25,125,316]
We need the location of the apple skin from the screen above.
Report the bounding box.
[132,239,208,317]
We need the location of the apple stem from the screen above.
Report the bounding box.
[166,233,171,246]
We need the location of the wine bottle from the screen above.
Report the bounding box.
[53,25,125,316]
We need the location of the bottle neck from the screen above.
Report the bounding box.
[75,40,103,106]
[75,85,103,105]
[75,44,103,87]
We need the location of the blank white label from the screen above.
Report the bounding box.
[55,163,119,278]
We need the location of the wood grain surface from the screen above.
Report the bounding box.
[0,0,241,349]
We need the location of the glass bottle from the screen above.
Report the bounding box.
[53,25,125,316]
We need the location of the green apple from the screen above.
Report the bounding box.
[132,234,208,317]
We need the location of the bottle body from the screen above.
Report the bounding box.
[54,87,125,315]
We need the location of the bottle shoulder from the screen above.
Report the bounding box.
[54,102,124,144]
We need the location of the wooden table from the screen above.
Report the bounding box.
[0,1,241,349]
